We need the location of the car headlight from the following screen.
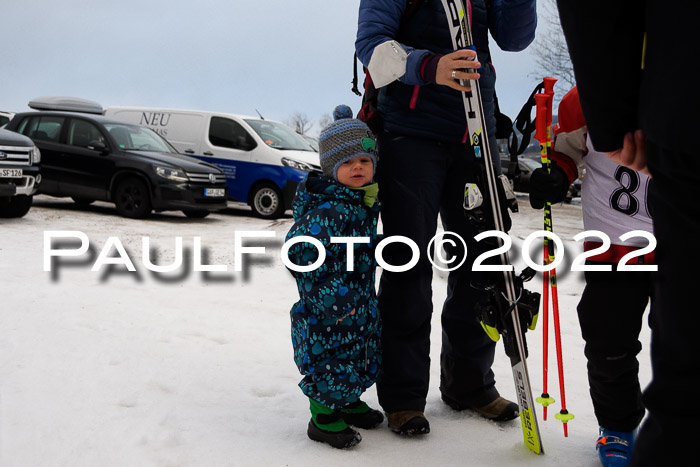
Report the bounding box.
[281,157,314,172]
[31,146,41,164]
[154,166,188,182]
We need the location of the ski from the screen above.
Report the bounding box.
[439,0,544,454]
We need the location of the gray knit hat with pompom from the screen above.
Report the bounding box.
[318,105,376,180]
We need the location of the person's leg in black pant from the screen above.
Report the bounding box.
[629,141,700,466]
[375,132,446,414]
[439,142,500,409]
[577,262,651,432]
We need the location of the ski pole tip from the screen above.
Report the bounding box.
[555,410,574,423]
[555,410,573,437]
[536,394,556,407]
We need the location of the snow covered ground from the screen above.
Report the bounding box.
[0,195,651,466]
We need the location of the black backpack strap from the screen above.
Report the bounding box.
[493,91,519,177]
[352,52,362,96]
[513,82,545,156]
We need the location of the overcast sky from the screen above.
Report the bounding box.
[1,0,564,136]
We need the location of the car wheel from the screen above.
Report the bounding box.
[0,195,32,218]
[183,209,210,219]
[72,197,95,205]
[114,177,152,219]
[250,182,284,219]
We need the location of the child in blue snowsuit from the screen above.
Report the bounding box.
[286,106,382,449]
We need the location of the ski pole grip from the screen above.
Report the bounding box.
[543,77,557,96]
[543,77,557,129]
[534,94,548,143]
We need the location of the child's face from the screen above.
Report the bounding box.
[336,155,373,188]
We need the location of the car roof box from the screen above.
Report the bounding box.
[28,96,104,114]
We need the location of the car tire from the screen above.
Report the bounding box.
[72,197,95,205]
[183,209,210,219]
[250,182,284,219]
[0,195,32,218]
[114,177,152,219]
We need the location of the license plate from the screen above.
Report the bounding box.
[0,168,22,178]
[204,188,224,197]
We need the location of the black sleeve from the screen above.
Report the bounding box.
[557,0,645,152]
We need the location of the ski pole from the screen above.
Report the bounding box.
[543,77,574,436]
[542,78,557,426]
[534,94,555,421]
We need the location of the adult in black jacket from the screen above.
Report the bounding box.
[557,1,699,465]
[355,0,536,435]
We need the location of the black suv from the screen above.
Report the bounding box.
[6,111,227,218]
[0,128,41,218]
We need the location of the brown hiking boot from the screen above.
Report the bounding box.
[442,394,520,421]
[387,410,430,436]
[472,396,520,421]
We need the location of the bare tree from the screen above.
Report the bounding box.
[532,0,575,97]
[318,113,332,130]
[287,112,313,135]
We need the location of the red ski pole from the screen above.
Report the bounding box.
[543,77,574,436]
[534,94,555,421]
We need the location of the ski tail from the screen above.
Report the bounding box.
[439,0,544,454]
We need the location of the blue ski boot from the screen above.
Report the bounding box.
[596,427,635,467]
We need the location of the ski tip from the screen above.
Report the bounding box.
[520,407,544,455]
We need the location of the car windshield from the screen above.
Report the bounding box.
[244,119,315,151]
[302,135,319,152]
[104,123,178,153]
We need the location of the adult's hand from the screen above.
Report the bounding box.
[607,129,650,177]
[435,49,481,92]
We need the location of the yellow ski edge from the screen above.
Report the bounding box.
[520,407,543,455]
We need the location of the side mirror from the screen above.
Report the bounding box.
[87,141,109,154]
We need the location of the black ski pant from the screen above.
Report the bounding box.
[630,141,700,467]
[375,131,499,413]
[577,261,652,432]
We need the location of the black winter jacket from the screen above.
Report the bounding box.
[356,0,536,143]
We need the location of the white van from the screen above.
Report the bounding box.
[104,107,320,218]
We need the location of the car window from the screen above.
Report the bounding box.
[208,116,257,150]
[68,119,105,148]
[104,123,178,153]
[245,119,315,151]
[18,115,65,142]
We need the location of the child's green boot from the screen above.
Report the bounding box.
[307,398,361,449]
